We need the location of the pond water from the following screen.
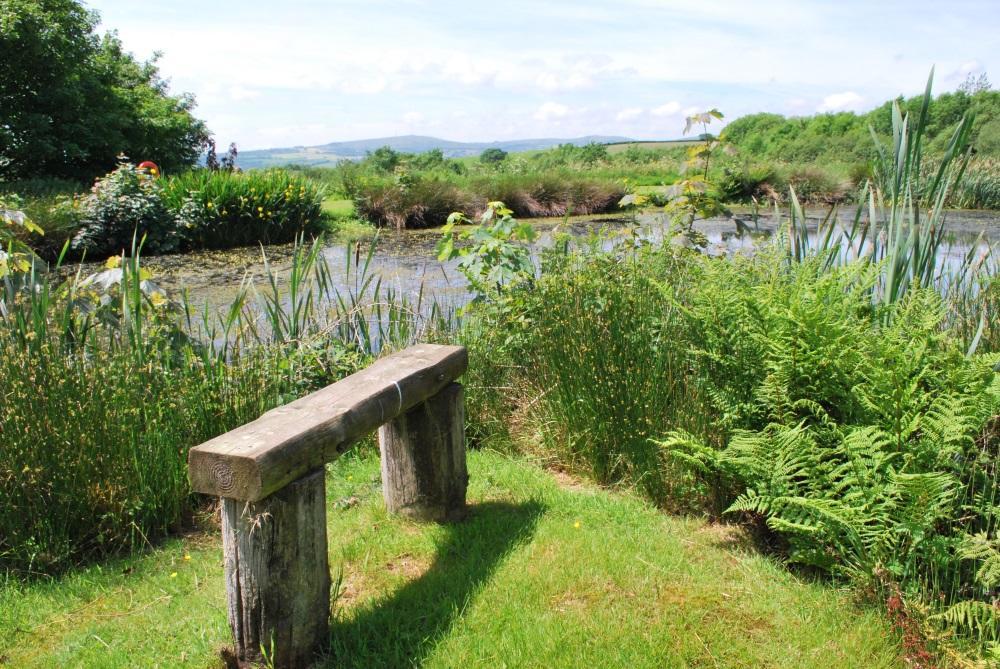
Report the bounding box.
[132,207,999,315]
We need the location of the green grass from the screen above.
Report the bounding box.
[320,197,375,240]
[0,450,903,668]
[322,197,355,218]
[605,140,699,153]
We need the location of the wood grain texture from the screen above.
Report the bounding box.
[221,468,330,669]
[378,382,468,522]
[190,344,467,501]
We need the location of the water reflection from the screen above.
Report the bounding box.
[129,207,997,314]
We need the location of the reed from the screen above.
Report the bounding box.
[0,232,444,575]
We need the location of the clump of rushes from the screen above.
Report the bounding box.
[354,171,625,229]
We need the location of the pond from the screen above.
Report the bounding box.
[133,207,999,315]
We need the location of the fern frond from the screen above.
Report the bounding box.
[934,600,1000,642]
[959,533,1000,589]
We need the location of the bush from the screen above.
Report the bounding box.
[62,166,326,257]
[716,163,778,202]
[69,163,179,255]
[164,170,324,248]
[518,249,703,505]
[658,254,1000,656]
[480,148,508,164]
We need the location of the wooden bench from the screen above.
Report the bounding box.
[188,344,469,668]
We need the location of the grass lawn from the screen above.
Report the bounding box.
[0,450,902,668]
[322,197,356,218]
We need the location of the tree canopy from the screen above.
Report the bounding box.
[0,0,209,181]
[722,85,1000,164]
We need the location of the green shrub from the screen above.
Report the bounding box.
[658,257,999,655]
[164,169,324,248]
[71,163,179,255]
[480,148,508,164]
[716,163,778,202]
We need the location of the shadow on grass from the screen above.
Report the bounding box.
[322,500,545,668]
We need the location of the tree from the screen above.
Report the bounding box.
[578,142,608,167]
[366,145,401,173]
[0,0,209,181]
[479,147,507,164]
[410,148,445,170]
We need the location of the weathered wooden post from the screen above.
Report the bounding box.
[220,469,330,668]
[379,382,468,521]
[188,344,468,668]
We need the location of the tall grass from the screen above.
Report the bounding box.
[516,247,711,507]
[0,232,445,575]
[952,159,1000,210]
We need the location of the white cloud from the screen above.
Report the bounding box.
[817,91,864,112]
[615,107,644,122]
[535,71,594,91]
[534,101,570,121]
[90,0,1000,148]
[402,111,425,124]
[682,106,700,116]
[651,101,681,116]
[228,86,261,102]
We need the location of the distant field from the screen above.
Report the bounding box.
[605,140,698,154]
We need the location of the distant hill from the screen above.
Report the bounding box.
[237,134,633,169]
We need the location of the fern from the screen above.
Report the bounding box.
[959,533,1000,590]
[935,600,1000,643]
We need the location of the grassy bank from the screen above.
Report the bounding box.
[0,450,902,669]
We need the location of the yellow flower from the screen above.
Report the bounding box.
[183,554,191,561]
[170,572,178,578]
[573,520,581,529]
[207,202,214,209]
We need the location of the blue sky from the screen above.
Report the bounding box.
[87,0,1000,150]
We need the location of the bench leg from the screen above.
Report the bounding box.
[378,382,468,522]
[221,468,330,668]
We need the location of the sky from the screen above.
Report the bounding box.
[85,0,1000,150]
